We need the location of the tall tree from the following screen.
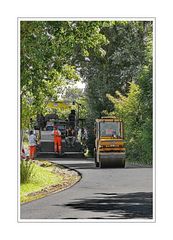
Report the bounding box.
[106,22,153,164]
[79,21,153,161]
[20,21,109,128]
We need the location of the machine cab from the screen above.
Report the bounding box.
[96,117,124,139]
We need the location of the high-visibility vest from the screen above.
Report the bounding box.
[54,130,61,143]
[54,130,60,137]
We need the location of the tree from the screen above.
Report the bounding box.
[20,20,153,164]
[20,21,109,128]
[106,22,153,164]
[79,21,153,161]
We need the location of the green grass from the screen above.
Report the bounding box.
[20,163,63,203]
[20,160,35,183]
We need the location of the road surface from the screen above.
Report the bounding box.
[20,157,153,220]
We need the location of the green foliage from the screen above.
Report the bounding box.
[81,22,149,117]
[20,21,109,129]
[107,81,152,164]
[20,162,64,203]
[20,20,153,164]
[20,160,35,184]
[81,21,153,163]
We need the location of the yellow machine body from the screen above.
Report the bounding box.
[94,117,125,168]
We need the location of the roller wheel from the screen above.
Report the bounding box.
[99,161,103,168]
[99,156,104,168]
[99,158,125,168]
[96,162,99,167]
[121,159,125,168]
[94,149,99,167]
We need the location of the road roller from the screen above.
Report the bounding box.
[94,117,125,168]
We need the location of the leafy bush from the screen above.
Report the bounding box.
[20,160,35,184]
[107,81,152,165]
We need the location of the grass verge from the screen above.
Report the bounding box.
[20,161,80,204]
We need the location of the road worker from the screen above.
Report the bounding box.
[29,130,37,160]
[66,127,76,146]
[53,126,62,154]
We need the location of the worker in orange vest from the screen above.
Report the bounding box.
[29,130,37,160]
[53,126,62,154]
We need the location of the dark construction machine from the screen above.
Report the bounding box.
[94,117,126,168]
[36,111,83,157]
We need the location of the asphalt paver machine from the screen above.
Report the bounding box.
[36,113,83,157]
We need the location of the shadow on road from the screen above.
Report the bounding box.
[62,192,153,219]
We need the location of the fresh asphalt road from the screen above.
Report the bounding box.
[20,157,153,220]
